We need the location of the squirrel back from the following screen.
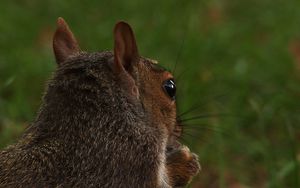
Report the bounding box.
[0,18,200,188]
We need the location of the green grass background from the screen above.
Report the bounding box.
[1,0,300,187]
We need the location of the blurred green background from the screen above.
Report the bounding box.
[1,0,300,187]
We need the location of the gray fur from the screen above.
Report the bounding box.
[0,51,168,187]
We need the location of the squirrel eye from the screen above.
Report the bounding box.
[163,79,176,100]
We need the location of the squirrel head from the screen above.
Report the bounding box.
[51,18,181,146]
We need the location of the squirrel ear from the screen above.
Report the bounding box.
[53,17,80,65]
[113,21,139,74]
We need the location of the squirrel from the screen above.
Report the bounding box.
[0,18,200,188]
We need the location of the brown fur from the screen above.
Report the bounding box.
[0,18,199,188]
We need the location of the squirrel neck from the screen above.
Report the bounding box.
[29,83,158,145]
[19,80,166,186]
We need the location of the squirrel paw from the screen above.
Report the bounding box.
[166,145,200,187]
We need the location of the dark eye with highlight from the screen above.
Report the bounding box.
[163,79,176,100]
